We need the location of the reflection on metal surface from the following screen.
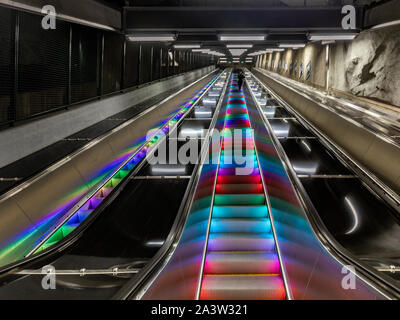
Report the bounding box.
[151,165,187,176]
[291,162,319,175]
[344,196,359,235]
[146,240,165,247]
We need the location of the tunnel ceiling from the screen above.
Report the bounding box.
[96,0,400,59]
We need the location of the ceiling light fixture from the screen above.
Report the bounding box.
[226,44,253,48]
[219,35,265,41]
[279,43,306,48]
[128,34,176,42]
[308,33,357,41]
[174,44,201,49]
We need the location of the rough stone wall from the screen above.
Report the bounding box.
[330,24,400,107]
[257,24,400,107]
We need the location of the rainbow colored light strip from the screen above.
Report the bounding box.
[199,75,286,300]
[0,75,219,268]
[33,77,218,254]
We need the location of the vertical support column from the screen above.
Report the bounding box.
[325,44,330,93]
[150,45,154,82]
[158,47,163,79]
[10,11,19,123]
[172,50,176,75]
[121,36,127,90]
[138,44,142,85]
[99,32,105,97]
[167,48,170,77]
[67,24,72,105]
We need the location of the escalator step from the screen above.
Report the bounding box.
[217,175,261,184]
[200,275,285,300]
[207,233,275,251]
[215,183,264,194]
[213,206,268,219]
[204,251,280,275]
[218,167,260,176]
[214,194,265,205]
[210,218,271,233]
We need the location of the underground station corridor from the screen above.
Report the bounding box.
[0,0,399,308]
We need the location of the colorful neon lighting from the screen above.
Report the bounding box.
[0,75,219,267]
[199,75,286,300]
[33,77,218,254]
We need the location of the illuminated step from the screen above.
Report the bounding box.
[207,233,275,251]
[210,218,271,233]
[98,187,113,198]
[217,168,260,176]
[225,120,250,126]
[214,194,265,205]
[227,108,247,114]
[217,175,261,184]
[82,197,103,210]
[204,252,280,275]
[226,114,248,120]
[65,209,92,226]
[213,206,268,219]
[105,177,122,188]
[215,184,264,194]
[219,155,257,162]
[218,161,258,169]
[220,151,256,157]
[200,275,285,300]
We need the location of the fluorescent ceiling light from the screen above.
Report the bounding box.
[174,44,201,49]
[229,48,248,56]
[128,34,176,42]
[279,43,306,48]
[219,35,265,41]
[226,44,253,48]
[308,33,357,41]
[208,51,225,56]
[192,48,209,52]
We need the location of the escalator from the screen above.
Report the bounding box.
[130,70,397,300]
[245,70,400,294]
[198,75,287,300]
[0,70,230,299]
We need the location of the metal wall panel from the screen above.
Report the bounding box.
[70,24,100,103]
[103,31,123,94]
[124,41,140,88]
[17,11,69,119]
[0,7,14,124]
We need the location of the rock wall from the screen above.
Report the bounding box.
[330,24,400,107]
[257,24,400,107]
